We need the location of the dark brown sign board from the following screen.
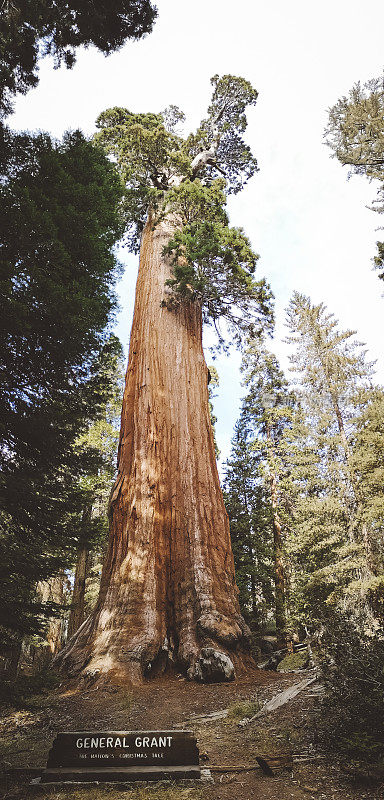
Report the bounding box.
[41,730,201,783]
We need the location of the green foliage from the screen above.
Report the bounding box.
[241,339,296,441]
[94,75,272,346]
[207,365,220,459]
[325,75,384,281]
[0,128,124,400]
[0,0,157,116]
[284,293,382,623]
[164,181,272,347]
[223,419,274,625]
[0,129,124,645]
[241,340,296,636]
[77,337,124,499]
[225,296,384,633]
[191,74,259,194]
[227,698,260,719]
[325,76,384,203]
[95,108,186,250]
[76,341,124,609]
[319,614,384,770]
[276,650,308,671]
[286,292,374,406]
[351,387,384,587]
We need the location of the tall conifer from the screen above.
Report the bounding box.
[285,293,379,619]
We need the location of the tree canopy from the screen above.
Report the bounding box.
[95,74,273,346]
[325,75,384,280]
[0,0,157,116]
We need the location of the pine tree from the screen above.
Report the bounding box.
[239,340,296,642]
[351,387,384,612]
[58,75,273,684]
[223,420,274,628]
[284,292,379,621]
[325,76,384,281]
[68,336,124,640]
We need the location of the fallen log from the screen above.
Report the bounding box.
[238,674,319,727]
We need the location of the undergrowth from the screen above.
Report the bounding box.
[226,698,260,720]
[1,784,207,800]
[0,668,61,710]
[318,613,384,779]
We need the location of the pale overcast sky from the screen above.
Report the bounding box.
[10,0,384,464]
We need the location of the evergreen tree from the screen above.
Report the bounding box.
[0,0,157,117]
[58,75,273,685]
[68,337,124,639]
[351,387,384,611]
[240,340,295,641]
[0,129,124,653]
[325,75,384,281]
[284,292,380,621]
[94,80,273,345]
[223,420,273,627]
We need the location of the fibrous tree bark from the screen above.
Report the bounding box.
[57,75,271,684]
[59,213,251,682]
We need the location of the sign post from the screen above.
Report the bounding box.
[41,730,200,783]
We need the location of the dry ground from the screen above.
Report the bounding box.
[0,666,382,800]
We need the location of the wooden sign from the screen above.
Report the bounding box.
[41,730,201,783]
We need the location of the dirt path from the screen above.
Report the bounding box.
[0,668,380,800]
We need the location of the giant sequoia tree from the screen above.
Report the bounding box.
[59,75,273,683]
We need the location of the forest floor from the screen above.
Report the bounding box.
[0,665,381,800]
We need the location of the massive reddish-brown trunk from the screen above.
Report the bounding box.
[58,213,251,684]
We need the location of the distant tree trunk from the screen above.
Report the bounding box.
[248,544,258,618]
[266,423,286,645]
[38,576,65,657]
[67,542,89,640]
[0,640,22,681]
[270,471,286,644]
[67,504,92,639]
[20,576,66,675]
[57,212,251,684]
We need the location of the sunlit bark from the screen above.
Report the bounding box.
[58,213,251,684]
